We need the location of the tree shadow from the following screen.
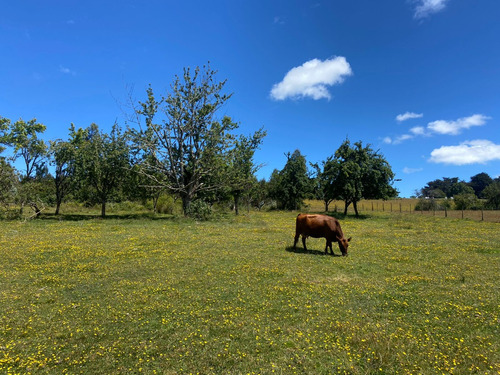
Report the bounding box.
[38,212,178,222]
[285,246,341,257]
[323,211,371,220]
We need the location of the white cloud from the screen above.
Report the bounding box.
[413,0,449,19]
[427,114,490,135]
[270,57,352,101]
[429,140,500,165]
[403,167,423,174]
[59,65,76,76]
[410,126,426,136]
[396,112,423,122]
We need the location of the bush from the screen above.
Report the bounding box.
[156,194,178,215]
[453,193,482,210]
[414,198,439,211]
[186,200,212,221]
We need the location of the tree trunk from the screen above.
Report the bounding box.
[234,191,241,215]
[182,195,191,216]
[55,201,61,215]
[344,200,350,215]
[324,200,330,212]
[353,200,359,216]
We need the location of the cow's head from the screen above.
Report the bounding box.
[337,236,352,256]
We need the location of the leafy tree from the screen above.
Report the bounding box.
[131,64,247,216]
[269,150,310,210]
[226,128,266,215]
[483,181,500,209]
[71,123,130,217]
[469,172,493,198]
[312,158,340,212]
[454,184,481,210]
[49,138,75,215]
[2,117,47,180]
[0,158,17,208]
[326,140,396,216]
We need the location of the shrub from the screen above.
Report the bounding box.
[453,193,482,210]
[414,198,439,211]
[186,199,212,221]
[156,194,178,215]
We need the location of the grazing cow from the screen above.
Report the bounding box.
[293,214,352,256]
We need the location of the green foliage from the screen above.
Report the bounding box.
[132,64,237,216]
[321,139,396,215]
[70,123,130,217]
[185,199,213,221]
[453,193,482,210]
[49,137,76,214]
[226,128,266,214]
[1,117,47,180]
[483,181,500,209]
[155,194,179,215]
[469,172,493,198]
[0,158,17,207]
[269,150,311,210]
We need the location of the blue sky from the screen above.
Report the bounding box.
[1,0,499,197]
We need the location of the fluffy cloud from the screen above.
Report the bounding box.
[396,112,423,122]
[270,57,352,101]
[413,0,449,19]
[429,140,500,165]
[427,114,490,135]
[403,167,423,174]
[410,126,426,136]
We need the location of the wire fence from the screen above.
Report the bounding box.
[306,199,500,223]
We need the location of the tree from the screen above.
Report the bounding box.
[226,128,266,215]
[326,139,396,216]
[483,181,500,209]
[2,117,47,180]
[49,137,75,215]
[453,184,481,210]
[269,150,311,210]
[469,172,493,198]
[131,64,245,216]
[311,158,339,212]
[71,123,130,217]
[0,158,17,209]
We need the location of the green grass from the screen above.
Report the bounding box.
[0,210,499,374]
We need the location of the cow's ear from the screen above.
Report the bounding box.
[347,237,352,242]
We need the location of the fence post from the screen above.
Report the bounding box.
[400,203,402,213]
[481,209,484,221]
[445,207,447,218]
[462,209,464,219]
[372,202,374,212]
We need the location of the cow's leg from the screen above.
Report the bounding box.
[302,236,308,251]
[293,233,300,249]
[325,240,333,255]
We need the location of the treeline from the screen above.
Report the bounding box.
[416,174,500,210]
[0,64,398,219]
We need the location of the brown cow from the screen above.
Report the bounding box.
[293,214,352,256]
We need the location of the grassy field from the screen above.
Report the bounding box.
[0,209,499,374]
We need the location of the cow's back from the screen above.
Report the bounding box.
[296,214,339,239]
